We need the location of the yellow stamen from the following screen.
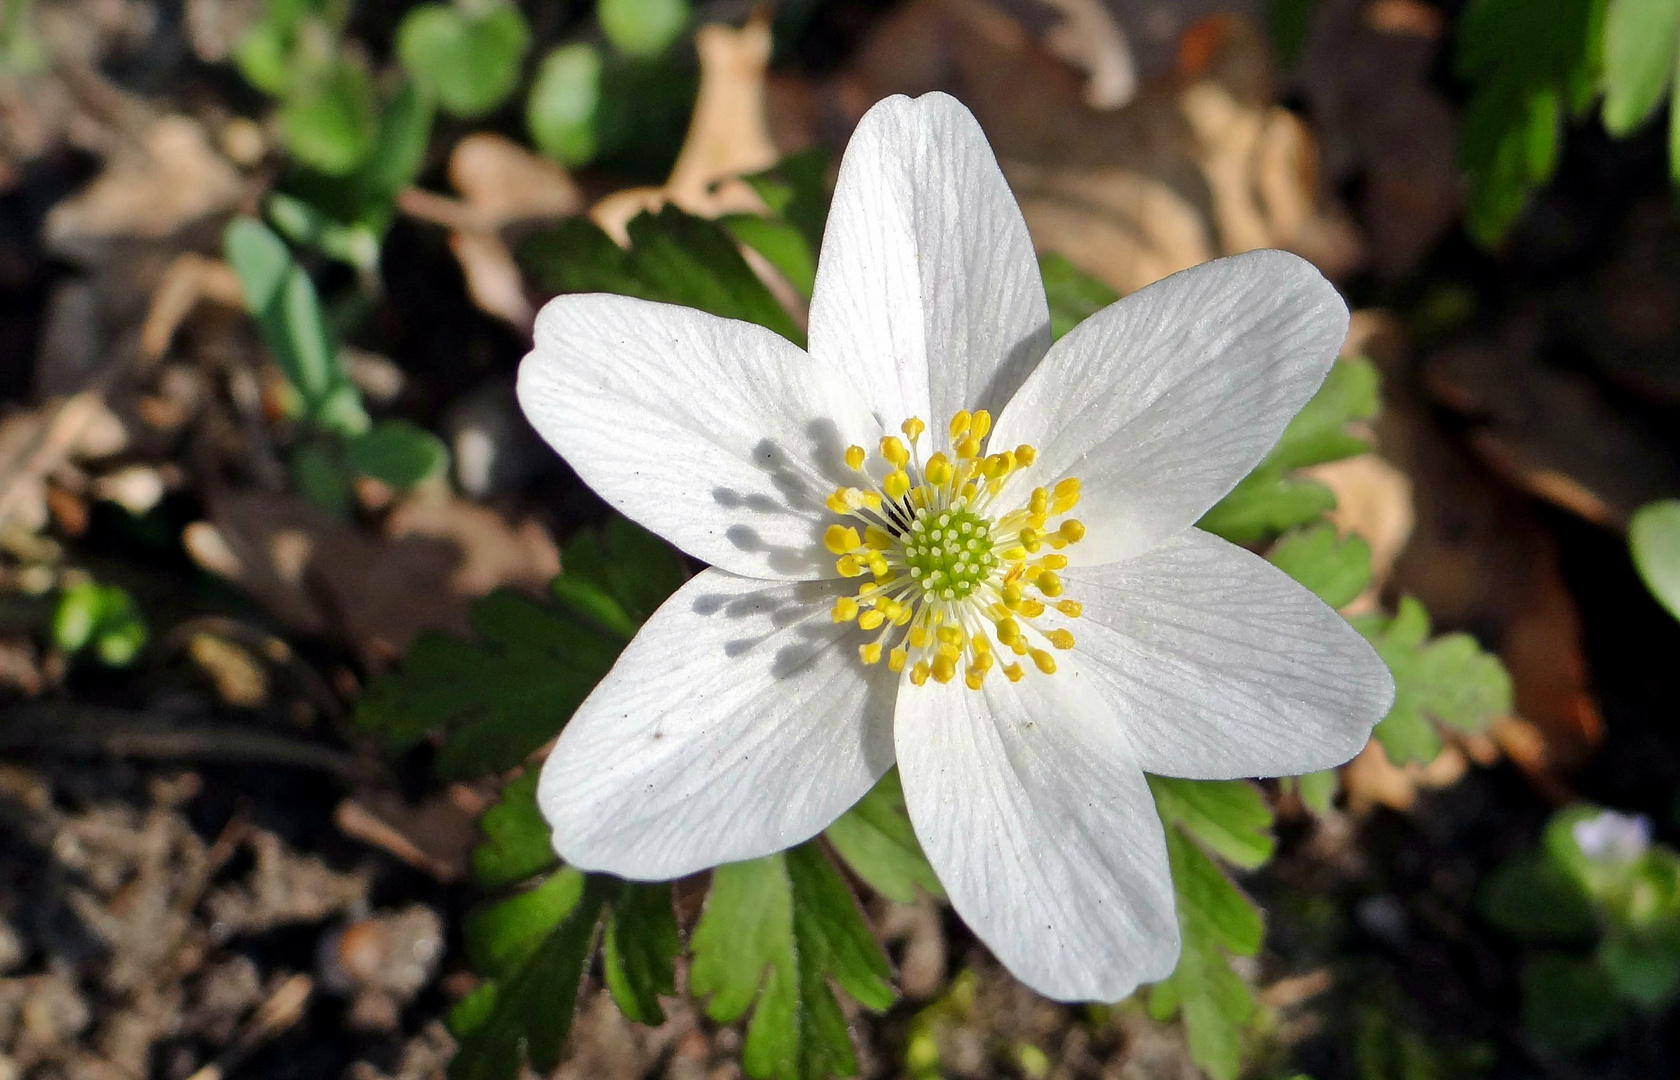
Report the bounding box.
[860,641,883,664]
[825,525,860,554]
[1030,648,1057,674]
[1055,600,1083,617]
[1047,628,1075,650]
[881,436,910,468]
[832,597,859,623]
[844,445,866,471]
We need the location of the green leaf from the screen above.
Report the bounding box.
[1268,356,1380,472]
[690,845,894,1080]
[1197,475,1338,545]
[1602,0,1680,134]
[1521,952,1621,1050]
[1147,829,1262,1080]
[1629,498,1680,620]
[551,516,687,632]
[466,867,587,977]
[1353,597,1513,765]
[223,217,368,434]
[743,150,830,253]
[1293,769,1339,816]
[824,769,945,903]
[397,3,530,119]
[279,57,379,176]
[234,22,291,96]
[357,517,683,778]
[1267,524,1373,609]
[598,0,690,59]
[1479,851,1598,941]
[721,214,818,299]
[347,419,450,488]
[1040,253,1119,342]
[526,43,604,168]
[604,883,681,1024]
[1199,357,1378,544]
[355,589,624,778]
[470,773,557,889]
[450,875,610,1080]
[519,206,804,344]
[1598,931,1680,1007]
[1455,0,1605,244]
[53,582,145,665]
[357,79,435,209]
[1148,777,1275,870]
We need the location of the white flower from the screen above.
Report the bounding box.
[517,92,1395,1002]
[1572,809,1651,864]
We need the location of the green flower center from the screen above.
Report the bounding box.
[904,506,996,600]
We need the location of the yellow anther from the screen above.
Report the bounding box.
[925,453,953,486]
[936,625,964,646]
[836,555,865,577]
[862,491,883,511]
[1015,444,1038,466]
[971,631,991,654]
[937,642,962,662]
[965,668,986,690]
[960,481,980,502]
[949,410,972,438]
[826,488,850,514]
[1030,488,1049,515]
[1023,564,1043,582]
[1039,554,1068,570]
[859,610,886,631]
[860,641,883,665]
[1055,600,1083,618]
[858,581,882,595]
[1012,640,1029,656]
[1003,662,1025,682]
[1001,546,1028,563]
[881,436,910,468]
[931,654,958,683]
[1030,648,1057,674]
[867,552,890,577]
[884,470,910,499]
[908,625,931,649]
[844,445,867,471]
[973,650,995,671]
[832,597,859,623]
[1020,529,1042,553]
[879,598,905,620]
[1047,628,1075,650]
[984,454,1011,480]
[911,661,931,686]
[971,410,991,439]
[825,525,861,554]
[956,435,982,459]
[863,525,894,550]
[1059,519,1085,543]
[888,647,909,672]
[995,617,1021,646]
[902,417,926,442]
[1036,571,1063,597]
[1052,477,1081,514]
[1000,581,1024,607]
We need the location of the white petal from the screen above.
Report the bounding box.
[990,250,1350,565]
[807,92,1052,427]
[1063,528,1394,779]
[539,568,897,879]
[893,667,1179,1001]
[519,294,880,580]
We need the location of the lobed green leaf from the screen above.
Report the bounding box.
[824,769,944,903]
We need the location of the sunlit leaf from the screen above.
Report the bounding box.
[397,2,530,119]
[1629,498,1680,620]
[825,769,944,903]
[691,845,894,1080]
[1352,597,1513,764]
